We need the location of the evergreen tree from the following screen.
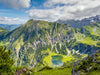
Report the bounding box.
[0,46,14,73]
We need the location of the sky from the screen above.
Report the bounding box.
[0,0,100,24]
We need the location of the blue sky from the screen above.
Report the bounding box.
[0,0,46,17]
[0,0,100,24]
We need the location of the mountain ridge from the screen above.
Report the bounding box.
[57,15,100,28]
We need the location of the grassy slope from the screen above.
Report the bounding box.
[42,49,74,67]
[75,23,100,47]
[33,67,72,75]
[37,48,87,67]
[79,71,100,75]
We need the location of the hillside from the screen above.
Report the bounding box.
[0,19,100,69]
[72,50,100,75]
[0,27,9,41]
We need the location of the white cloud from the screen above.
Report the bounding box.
[0,0,31,9]
[26,7,62,21]
[44,0,100,9]
[0,16,27,24]
[27,0,100,21]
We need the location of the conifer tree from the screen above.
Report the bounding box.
[0,46,14,73]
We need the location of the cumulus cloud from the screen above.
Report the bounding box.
[26,0,100,21]
[0,0,31,9]
[0,16,27,24]
[26,7,62,21]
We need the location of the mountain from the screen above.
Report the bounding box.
[1,19,79,67]
[57,15,100,28]
[0,24,21,31]
[1,19,100,69]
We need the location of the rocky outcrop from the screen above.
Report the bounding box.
[15,68,27,75]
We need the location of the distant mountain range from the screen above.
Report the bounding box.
[57,15,100,28]
[0,27,8,38]
[0,24,21,31]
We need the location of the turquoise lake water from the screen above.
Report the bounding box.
[51,55,63,67]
